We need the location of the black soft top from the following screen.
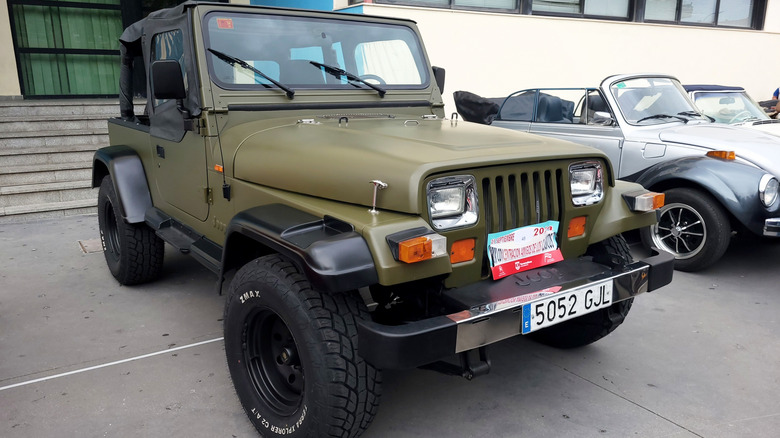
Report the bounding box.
[683,85,745,93]
[119,2,200,120]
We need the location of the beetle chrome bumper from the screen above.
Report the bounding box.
[358,249,674,370]
[764,218,780,237]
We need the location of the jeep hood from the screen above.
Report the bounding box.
[658,124,780,178]
[232,118,603,214]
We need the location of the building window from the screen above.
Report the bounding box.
[644,0,756,28]
[532,0,630,18]
[349,0,765,29]
[454,0,517,9]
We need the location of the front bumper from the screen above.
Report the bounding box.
[358,249,674,370]
[764,218,780,237]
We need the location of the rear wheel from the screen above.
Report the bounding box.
[528,235,634,349]
[224,255,381,438]
[641,187,730,272]
[97,175,164,285]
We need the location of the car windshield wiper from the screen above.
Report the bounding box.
[677,111,706,119]
[207,48,294,99]
[636,114,688,124]
[677,110,714,122]
[308,61,386,98]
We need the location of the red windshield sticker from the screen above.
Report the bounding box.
[217,18,234,29]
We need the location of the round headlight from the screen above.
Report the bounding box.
[759,174,779,207]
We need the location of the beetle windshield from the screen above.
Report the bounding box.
[690,91,770,124]
[203,12,429,92]
[610,77,705,125]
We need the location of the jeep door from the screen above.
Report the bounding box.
[148,28,209,221]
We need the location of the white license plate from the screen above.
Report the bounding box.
[521,280,613,334]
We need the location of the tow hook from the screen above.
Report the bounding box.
[421,346,491,380]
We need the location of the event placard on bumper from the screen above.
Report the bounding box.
[486,221,564,280]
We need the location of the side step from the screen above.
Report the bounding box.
[146,208,222,274]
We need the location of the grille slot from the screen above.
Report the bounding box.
[482,168,564,234]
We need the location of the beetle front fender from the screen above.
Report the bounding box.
[634,156,778,232]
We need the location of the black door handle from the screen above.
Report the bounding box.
[156,145,165,158]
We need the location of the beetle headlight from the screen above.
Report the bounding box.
[427,175,478,230]
[759,174,779,207]
[570,161,604,206]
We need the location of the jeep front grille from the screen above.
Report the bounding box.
[481,168,564,234]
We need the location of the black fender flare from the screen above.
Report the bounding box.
[632,156,774,231]
[220,204,379,294]
[92,145,153,224]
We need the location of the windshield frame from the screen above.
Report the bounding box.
[201,11,431,94]
[609,76,704,126]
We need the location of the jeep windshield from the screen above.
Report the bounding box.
[202,12,429,93]
[610,77,708,125]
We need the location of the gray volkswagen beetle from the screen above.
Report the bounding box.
[455,73,780,271]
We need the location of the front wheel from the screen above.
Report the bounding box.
[528,235,634,349]
[224,255,381,438]
[640,187,730,272]
[97,175,164,285]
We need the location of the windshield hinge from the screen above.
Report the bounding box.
[204,187,213,204]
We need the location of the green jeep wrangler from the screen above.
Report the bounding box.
[93,2,674,437]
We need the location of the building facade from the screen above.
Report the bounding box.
[1,0,778,115]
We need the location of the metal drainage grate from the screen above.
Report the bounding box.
[78,239,103,254]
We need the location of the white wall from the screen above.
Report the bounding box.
[0,1,21,97]
[354,4,780,115]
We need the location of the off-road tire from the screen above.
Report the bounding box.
[224,254,381,438]
[97,175,164,285]
[640,187,730,272]
[528,235,634,349]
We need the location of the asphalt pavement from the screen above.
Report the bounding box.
[1,215,779,438]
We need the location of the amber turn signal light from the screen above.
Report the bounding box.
[706,150,736,160]
[568,216,587,238]
[450,238,475,263]
[398,236,433,263]
[622,190,665,212]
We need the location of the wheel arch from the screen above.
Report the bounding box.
[634,156,766,231]
[92,145,153,224]
[219,204,379,294]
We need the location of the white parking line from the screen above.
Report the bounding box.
[0,337,224,392]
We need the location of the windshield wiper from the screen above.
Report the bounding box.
[636,114,688,124]
[308,61,386,98]
[677,110,713,122]
[677,111,705,119]
[207,48,294,99]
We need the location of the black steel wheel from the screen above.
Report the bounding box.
[97,175,164,285]
[244,309,304,417]
[641,187,730,272]
[224,255,381,438]
[528,235,634,349]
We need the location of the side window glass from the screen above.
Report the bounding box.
[152,29,186,107]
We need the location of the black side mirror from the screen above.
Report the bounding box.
[151,59,186,101]
[432,66,445,93]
